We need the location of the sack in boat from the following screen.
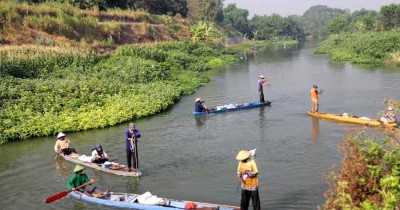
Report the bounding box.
[136,192,165,205]
[77,155,92,162]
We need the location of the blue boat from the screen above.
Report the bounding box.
[193,101,271,115]
[69,191,239,210]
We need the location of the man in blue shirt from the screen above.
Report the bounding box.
[194,98,208,112]
[257,75,268,103]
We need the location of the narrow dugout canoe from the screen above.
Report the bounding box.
[307,111,398,127]
[69,191,240,210]
[59,153,141,177]
[193,101,271,116]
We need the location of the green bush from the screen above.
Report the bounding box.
[316,31,400,64]
[0,41,236,143]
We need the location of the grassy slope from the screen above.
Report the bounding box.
[0,1,190,49]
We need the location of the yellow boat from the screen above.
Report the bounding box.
[307,111,398,127]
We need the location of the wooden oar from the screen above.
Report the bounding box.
[134,134,139,180]
[45,183,89,203]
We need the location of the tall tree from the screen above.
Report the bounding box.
[380,4,400,30]
[222,4,250,35]
[350,9,379,32]
[302,5,350,36]
[323,16,350,35]
[187,0,223,21]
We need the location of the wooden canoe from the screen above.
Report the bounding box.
[69,191,240,210]
[307,111,397,127]
[59,153,142,177]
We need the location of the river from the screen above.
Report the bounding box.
[1,42,399,210]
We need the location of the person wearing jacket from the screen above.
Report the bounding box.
[124,123,141,173]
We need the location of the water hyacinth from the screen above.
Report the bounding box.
[0,41,236,144]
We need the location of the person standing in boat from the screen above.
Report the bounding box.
[67,165,106,197]
[236,150,261,210]
[54,133,77,156]
[124,123,141,173]
[257,75,269,103]
[91,144,110,164]
[194,98,208,112]
[380,106,397,124]
[310,85,320,113]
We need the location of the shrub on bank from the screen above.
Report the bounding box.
[324,132,400,209]
[316,31,400,64]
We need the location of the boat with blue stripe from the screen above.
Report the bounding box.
[193,101,271,115]
[69,191,239,210]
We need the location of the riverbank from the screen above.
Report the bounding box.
[0,41,238,144]
[315,31,400,66]
[0,0,190,49]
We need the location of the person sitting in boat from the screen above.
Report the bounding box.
[67,165,108,198]
[54,133,77,156]
[194,98,209,112]
[380,106,397,124]
[91,144,109,164]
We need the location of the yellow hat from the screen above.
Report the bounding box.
[195,98,201,102]
[73,165,85,173]
[236,150,251,161]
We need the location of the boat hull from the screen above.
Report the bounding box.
[193,101,271,116]
[307,111,397,127]
[60,154,142,177]
[69,191,239,210]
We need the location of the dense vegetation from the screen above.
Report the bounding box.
[315,31,400,64]
[316,3,400,65]
[17,0,189,17]
[0,41,236,143]
[0,0,190,46]
[324,131,400,209]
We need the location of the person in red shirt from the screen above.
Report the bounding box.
[310,85,320,113]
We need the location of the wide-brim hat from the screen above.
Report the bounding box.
[236,150,251,161]
[195,97,201,102]
[57,133,66,139]
[259,75,265,79]
[73,165,85,173]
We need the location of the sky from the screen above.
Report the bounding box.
[224,0,400,17]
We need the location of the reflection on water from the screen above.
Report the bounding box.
[54,158,69,176]
[311,117,320,140]
[194,115,207,129]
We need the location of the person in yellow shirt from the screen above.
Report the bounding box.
[54,133,77,156]
[236,150,261,210]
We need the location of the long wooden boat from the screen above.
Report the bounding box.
[193,101,271,116]
[69,191,239,210]
[59,153,142,177]
[307,111,398,127]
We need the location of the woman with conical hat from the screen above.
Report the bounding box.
[66,165,106,197]
[236,150,261,210]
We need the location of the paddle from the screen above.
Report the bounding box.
[134,133,139,180]
[45,183,89,203]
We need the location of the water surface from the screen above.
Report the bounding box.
[1,42,399,210]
